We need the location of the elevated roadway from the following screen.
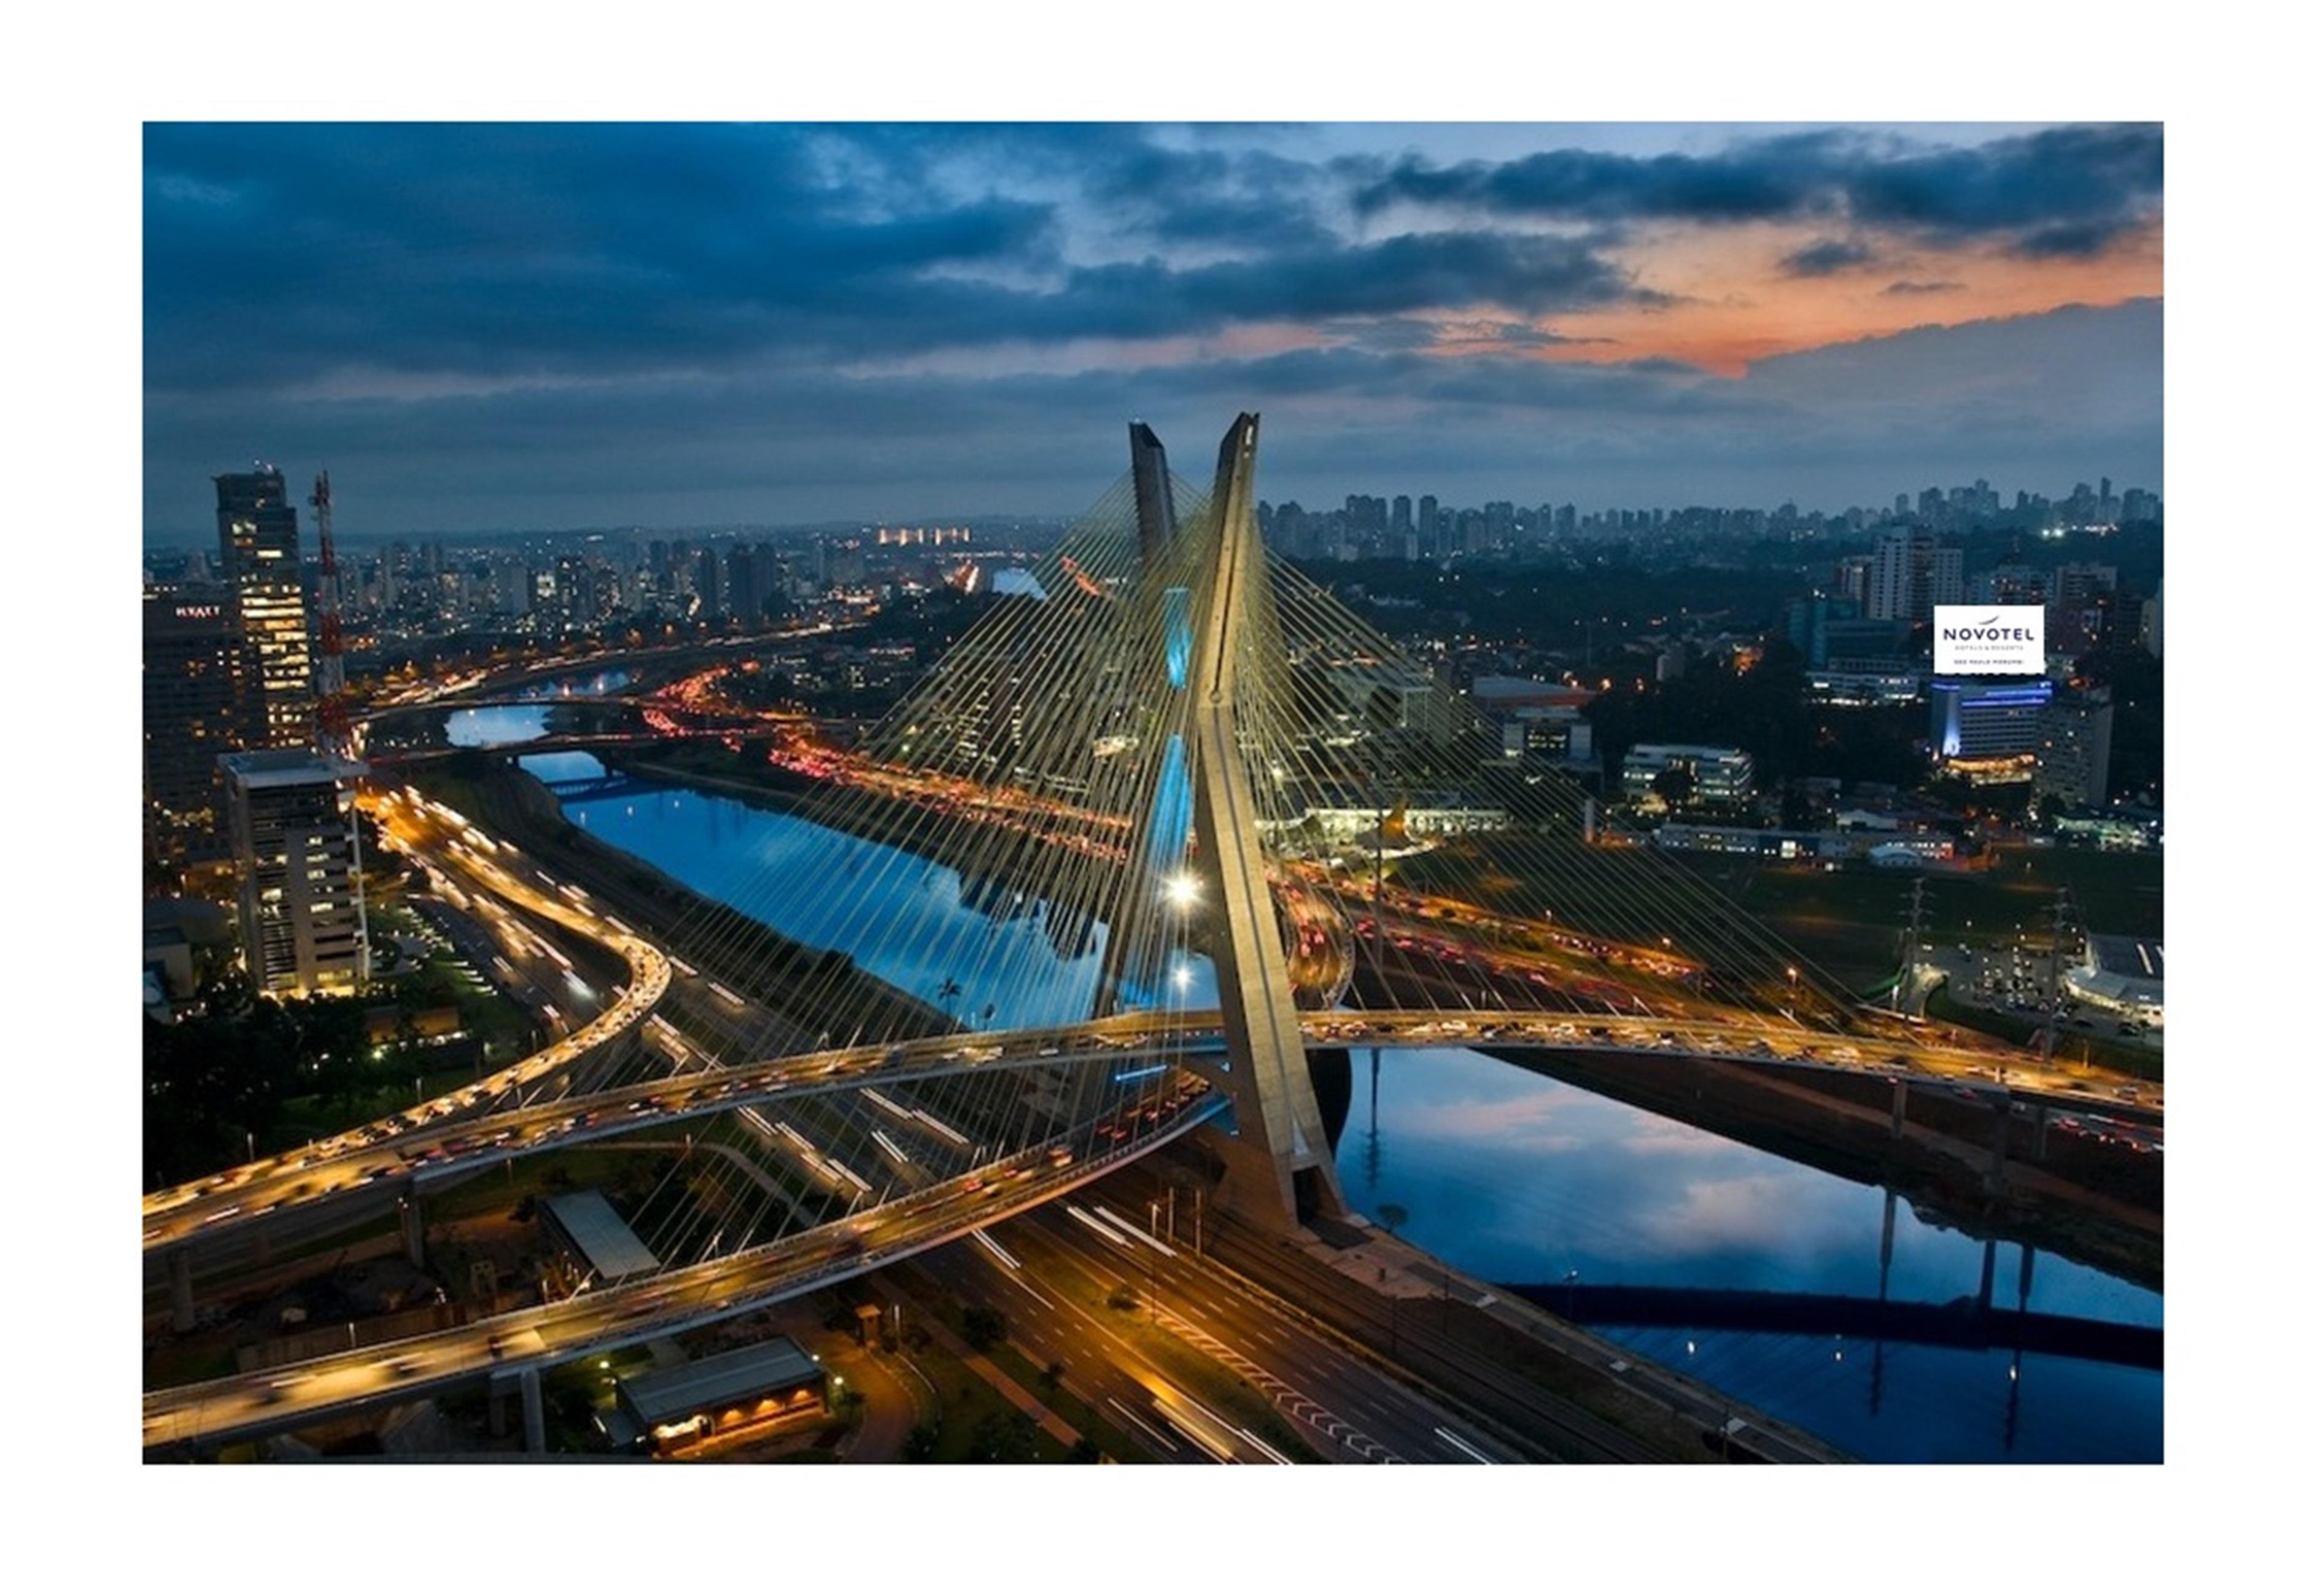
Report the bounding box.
[142,1093,1226,1454]
[146,1002,2157,1254]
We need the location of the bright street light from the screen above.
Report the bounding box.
[1165,872,1198,910]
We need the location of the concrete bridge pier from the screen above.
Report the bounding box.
[169,1248,196,1334]
[1888,1077,1907,1139]
[2030,1102,2050,1160]
[1985,1096,2011,1198]
[521,1366,546,1454]
[1976,1238,1998,1314]
[399,1190,426,1268]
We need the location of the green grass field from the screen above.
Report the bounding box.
[1673,845,2162,994]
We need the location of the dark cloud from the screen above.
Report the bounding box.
[141,126,2161,537]
[1356,124,2162,257]
[145,125,1656,392]
[2011,220,2136,259]
[1780,238,1877,277]
[1883,279,1966,296]
[145,300,2157,537]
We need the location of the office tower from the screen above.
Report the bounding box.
[2037,687,2114,810]
[219,750,369,996]
[694,544,721,616]
[1868,527,1963,622]
[214,467,315,746]
[143,584,258,865]
[721,543,758,624]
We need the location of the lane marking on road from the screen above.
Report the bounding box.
[1434,1426,1497,1464]
[1107,1397,1181,1455]
[1146,1302,1405,1464]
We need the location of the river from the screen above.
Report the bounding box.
[444,668,634,748]
[514,750,2161,1462]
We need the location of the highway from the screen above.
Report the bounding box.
[142,1093,1227,1453]
[142,787,670,1240]
[910,1200,1516,1462]
[145,996,2160,1253]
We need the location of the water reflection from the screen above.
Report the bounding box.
[505,757,2158,1461]
[541,765,1217,1030]
[1341,1046,2161,1462]
[447,705,551,747]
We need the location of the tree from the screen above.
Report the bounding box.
[1650,765,1696,809]
[960,1306,1006,1351]
[965,1412,1039,1463]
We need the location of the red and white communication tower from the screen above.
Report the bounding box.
[311,470,352,751]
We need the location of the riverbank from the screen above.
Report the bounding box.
[409,756,957,1054]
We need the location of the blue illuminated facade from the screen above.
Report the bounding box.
[1928,677,2051,759]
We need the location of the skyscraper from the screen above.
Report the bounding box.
[1867,527,1963,622]
[143,583,259,867]
[2037,687,2114,810]
[726,543,760,627]
[214,467,315,746]
[220,749,369,996]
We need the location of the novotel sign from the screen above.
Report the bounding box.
[1933,605,2045,675]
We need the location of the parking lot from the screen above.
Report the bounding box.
[1919,939,2162,1053]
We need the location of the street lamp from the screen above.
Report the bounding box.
[1164,872,1198,911]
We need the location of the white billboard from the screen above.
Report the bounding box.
[1933,605,2046,675]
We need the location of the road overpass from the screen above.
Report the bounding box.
[145,999,2157,1254]
[143,1093,1227,1454]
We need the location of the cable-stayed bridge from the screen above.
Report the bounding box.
[144,417,2155,1453]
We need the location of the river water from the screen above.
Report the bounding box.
[526,753,1218,1031]
[445,669,634,748]
[513,751,2161,1462]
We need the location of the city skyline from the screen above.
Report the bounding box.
[144,123,2161,539]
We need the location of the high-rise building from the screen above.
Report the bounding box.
[694,545,721,616]
[144,583,258,866]
[220,749,369,996]
[726,543,760,627]
[214,467,314,746]
[2037,687,2114,810]
[1867,527,1963,622]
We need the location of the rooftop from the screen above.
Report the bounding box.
[541,1190,662,1284]
[218,749,368,789]
[616,1337,823,1427]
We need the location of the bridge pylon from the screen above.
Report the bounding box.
[1184,414,1346,1229]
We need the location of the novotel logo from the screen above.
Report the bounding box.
[1932,604,2046,674]
[1940,613,2039,643]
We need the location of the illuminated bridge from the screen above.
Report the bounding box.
[144,417,2156,1454]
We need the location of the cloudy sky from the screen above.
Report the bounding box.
[142,122,2162,541]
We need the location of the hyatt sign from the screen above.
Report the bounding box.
[1933,606,2046,675]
